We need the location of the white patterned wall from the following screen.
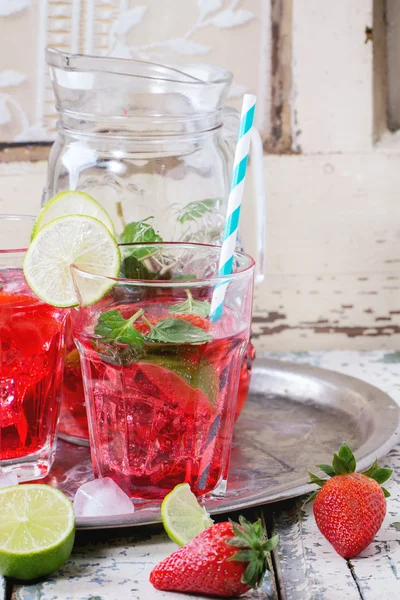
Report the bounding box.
[0,0,270,143]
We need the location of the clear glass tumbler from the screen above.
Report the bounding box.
[71,243,254,500]
[0,216,67,481]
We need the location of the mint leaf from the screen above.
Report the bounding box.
[120,217,163,245]
[119,217,164,278]
[147,318,211,344]
[169,289,211,318]
[94,309,145,346]
[175,198,220,225]
[120,254,160,280]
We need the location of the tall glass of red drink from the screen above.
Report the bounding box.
[71,243,254,500]
[0,215,67,481]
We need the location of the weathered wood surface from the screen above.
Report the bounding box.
[269,351,400,600]
[7,352,400,599]
[11,514,278,600]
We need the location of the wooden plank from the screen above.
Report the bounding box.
[271,500,362,600]
[269,351,400,599]
[292,0,374,152]
[0,145,50,164]
[348,445,400,600]
[0,576,6,600]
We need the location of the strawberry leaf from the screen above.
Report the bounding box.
[226,518,278,591]
[369,467,393,485]
[226,537,251,548]
[361,459,379,477]
[317,464,336,477]
[382,487,391,498]
[308,471,326,487]
[337,442,356,472]
[303,491,319,505]
[332,453,352,475]
[228,549,254,562]
[262,534,279,552]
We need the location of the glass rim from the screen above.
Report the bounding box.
[46,48,233,87]
[0,214,35,254]
[71,242,255,288]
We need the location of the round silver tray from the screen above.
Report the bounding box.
[45,358,400,529]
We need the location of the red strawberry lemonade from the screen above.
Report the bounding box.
[58,336,253,446]
[58,320,89,444]
[73,300,249,499]
[0,268,66,478]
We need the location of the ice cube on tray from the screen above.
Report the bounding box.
[0,471,18,489]
[73,477,135,517]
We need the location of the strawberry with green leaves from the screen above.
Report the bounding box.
[150,516,279,597]
[308,442,392,558]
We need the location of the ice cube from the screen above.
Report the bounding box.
[73,477,135,517]
[0,471,19,489]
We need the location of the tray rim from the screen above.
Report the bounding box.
[75,357,400,529]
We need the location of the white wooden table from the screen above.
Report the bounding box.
[3,351,400,600]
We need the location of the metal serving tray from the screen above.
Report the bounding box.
[43,358,400,529]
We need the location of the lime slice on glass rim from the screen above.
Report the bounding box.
[32,191,115,239]
[161,483,214,546]
[23,215,121,307]
[0,484,75,580]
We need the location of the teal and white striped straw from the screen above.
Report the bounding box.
[210,94,256,321]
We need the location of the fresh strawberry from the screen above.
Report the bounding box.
[308,442,392,558]
[169,313,210,331]
[150,516,279,597]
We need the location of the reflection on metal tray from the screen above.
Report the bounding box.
[44,358,400,529]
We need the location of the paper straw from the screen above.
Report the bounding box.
[210,94,256,321]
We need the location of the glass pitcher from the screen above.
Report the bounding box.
[44,48,265,445]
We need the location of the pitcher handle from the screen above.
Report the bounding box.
[249,127,266,284]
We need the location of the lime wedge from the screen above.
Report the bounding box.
[0,484,75,580]
[32,191,115,239]
[161,483,213,546]
[23,215,121,308]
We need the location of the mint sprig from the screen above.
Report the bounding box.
[119,217,163,280]
[94,310,211,347]
[169,289,210,318]
[94,309,145,346]
[174,198,220,225]
[120,217,163,246]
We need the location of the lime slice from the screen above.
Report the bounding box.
[161,483,213,546]
[23,215,121,308]
[0,484,75,580]
[32,191,115,239]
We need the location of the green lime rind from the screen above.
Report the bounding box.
[140,354,219,408]
[32,191,115,240]
[161,483,213,546]
[24,214,121,308]
[0,484,75,581]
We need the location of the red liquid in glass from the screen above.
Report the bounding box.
[58,336,253,445]
[58,318,89,443]
[74,302,249,499]
[0,269,65,466]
